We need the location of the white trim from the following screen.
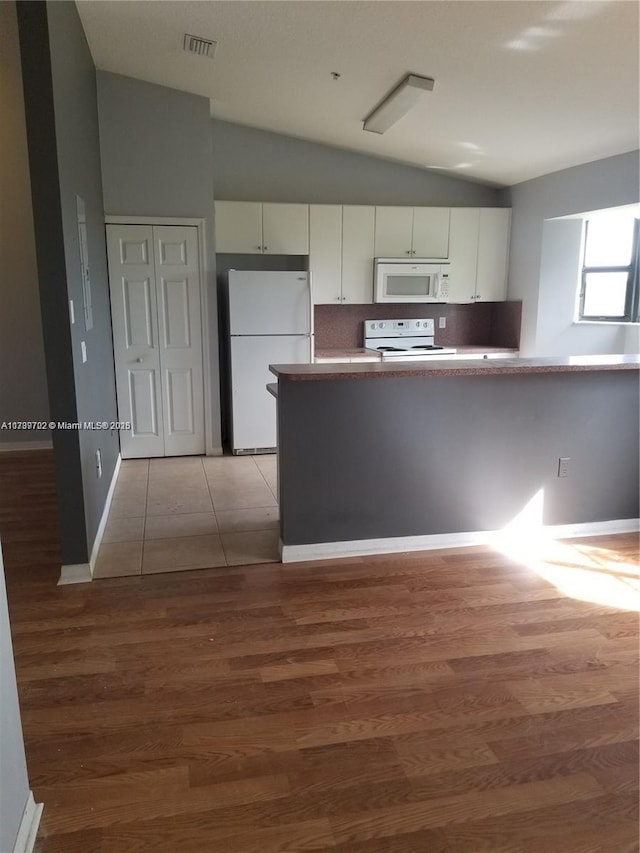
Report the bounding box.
[58,562,92,585]
[0,441,53,452]
[12,792,43,853]
[104,216,215,455]
[105,216,205,227]
[281,518,640,563]
[88,453,121,573]
[57,454,121,585]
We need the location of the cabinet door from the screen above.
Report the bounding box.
[214,201,262,254]
[411,207,450,258]
[476,209,511,302]
[448,208,479,304]
[342,206,375,304]
[262,203,309,254]
[374,206,413,257]
[309,205,342,304]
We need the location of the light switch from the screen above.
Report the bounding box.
[81,341,87,363]
[439,316,446,329]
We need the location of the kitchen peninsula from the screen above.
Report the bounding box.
[269,356,640,562]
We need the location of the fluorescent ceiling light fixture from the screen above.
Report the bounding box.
[363,74,435,134]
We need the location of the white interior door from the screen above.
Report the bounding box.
[107,224,205,458]
[153,226,205,456]
[107,224,164,458]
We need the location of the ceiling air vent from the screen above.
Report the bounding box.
[183,33,217,59]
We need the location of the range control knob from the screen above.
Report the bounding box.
[370,323,377,330]
[380,322,385,329]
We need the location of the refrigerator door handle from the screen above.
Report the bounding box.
[307,272,314,337]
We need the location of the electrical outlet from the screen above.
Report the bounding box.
[558,457,570,478]
[439,316,446,329]
[96,449,102,479]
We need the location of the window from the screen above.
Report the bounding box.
[579,213,640,322]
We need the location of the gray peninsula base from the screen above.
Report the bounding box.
[274,368,639,559]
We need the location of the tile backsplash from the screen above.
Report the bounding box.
[314,302,522,349]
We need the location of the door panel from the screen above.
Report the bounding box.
[165,368,194,434]
[160,278,191,348]
[123,278,154,348]
[107,223,205,459]
[153,226,205,456]
[128,369,160,437]
[107,224,164,458]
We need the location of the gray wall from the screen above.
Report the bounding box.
[18,0,119,564]
[0,541,30,853]
[277,370,639,546]
[507,151,640,356]
[212,119,503,206]
[97,71,221,450]
[0,2,49,446]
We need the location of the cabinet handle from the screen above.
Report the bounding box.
[336,296,341,301]
[263,245,268,252]
[476,294,481,299]
[406,250,411,254]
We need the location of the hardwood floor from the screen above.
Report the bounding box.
[1,451,639,852]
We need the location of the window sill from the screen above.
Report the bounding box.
[573,320,640,327]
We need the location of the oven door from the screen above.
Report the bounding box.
[375,262,443,303]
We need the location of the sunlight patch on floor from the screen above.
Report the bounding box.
[491,489,640,612]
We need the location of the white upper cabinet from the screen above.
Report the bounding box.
[448,207,511,303]
[262,203,309,255]
[476,208,510,302]
[373,206,414,257]
[341,206,375,304]
[309,205,342,304]
[374,206,450,258]
[310,205,375,305]
[214,201,309,254]
[214,201,262,254]
[448,208,480,304]
[411,207,450,257]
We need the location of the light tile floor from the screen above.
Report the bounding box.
[94,455,279,578]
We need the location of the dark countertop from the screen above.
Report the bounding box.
[314,346,519,362]
[271,354,640,381]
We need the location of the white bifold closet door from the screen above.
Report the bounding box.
[106,224,205,458]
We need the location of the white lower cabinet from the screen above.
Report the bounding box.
[448,208,510,303]
[310,205,375,305]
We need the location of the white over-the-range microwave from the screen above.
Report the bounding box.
[374,258,451,303]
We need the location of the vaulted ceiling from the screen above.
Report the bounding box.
[76,1,639,187]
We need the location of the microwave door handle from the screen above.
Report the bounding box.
[433,272,442,299]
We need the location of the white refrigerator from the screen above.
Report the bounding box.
[228,270,313,453]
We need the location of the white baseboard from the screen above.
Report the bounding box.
[12,792,43,853]
[281,518,640,564]
[0,441,53,452]
[57,454,121,585]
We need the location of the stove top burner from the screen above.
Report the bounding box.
[377,346,406,352]
[411,345,444,351]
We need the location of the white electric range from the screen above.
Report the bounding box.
[364,318,457,361]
